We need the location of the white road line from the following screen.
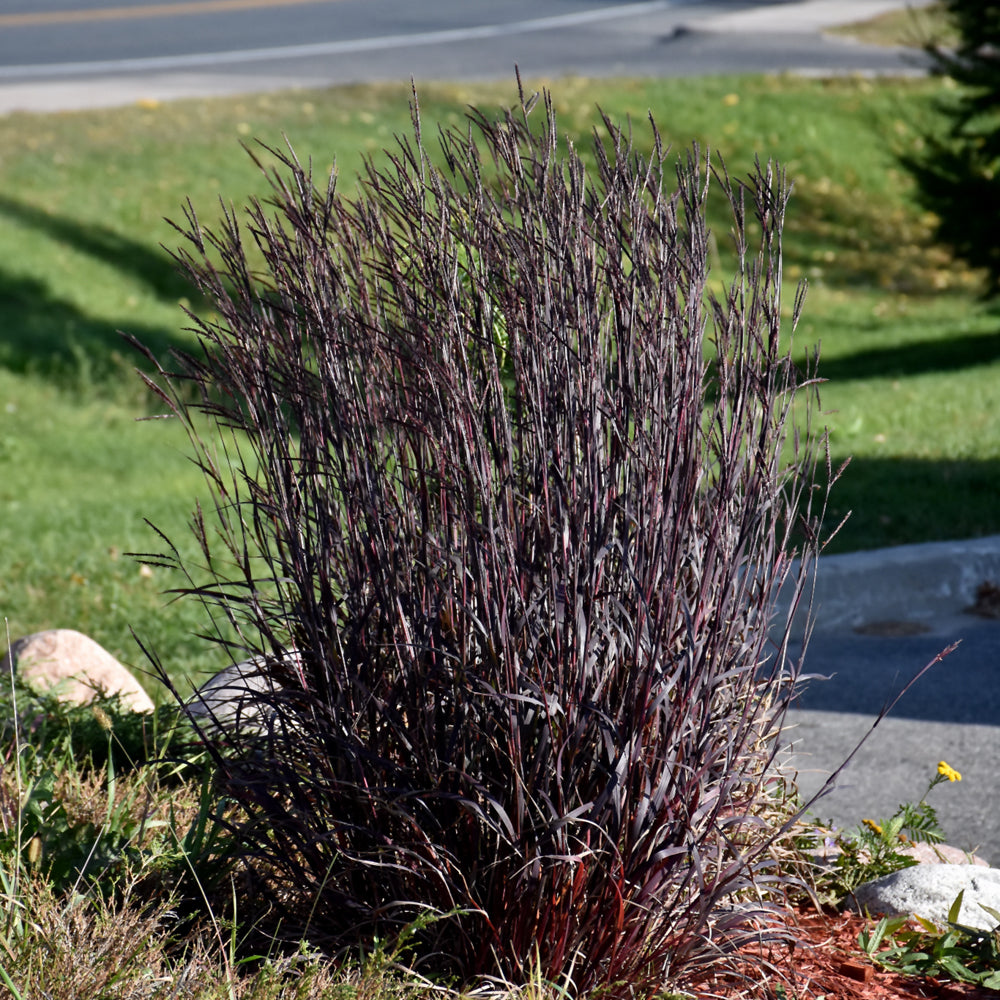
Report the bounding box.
[0,1,675,79]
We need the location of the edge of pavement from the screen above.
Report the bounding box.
[783,535,1000,638]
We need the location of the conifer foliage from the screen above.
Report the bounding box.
[911,0,1000,290]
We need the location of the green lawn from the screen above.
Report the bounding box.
[0,73,997,693]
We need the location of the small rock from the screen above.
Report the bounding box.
[186,650,303,736]
[850,864,1000,931]
[1,629,155,713]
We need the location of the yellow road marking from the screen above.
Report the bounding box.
[0,0,343,29]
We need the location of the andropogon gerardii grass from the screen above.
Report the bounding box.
[133,80,837,995]
[1,53,997,998]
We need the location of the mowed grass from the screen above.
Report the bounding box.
[0,367,215,698]
[0,73,998,695]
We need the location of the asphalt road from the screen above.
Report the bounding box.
[0,0,930,113]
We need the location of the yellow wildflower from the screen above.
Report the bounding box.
[938,761,962,782]
[862,818,883,836]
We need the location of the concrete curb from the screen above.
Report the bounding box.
[785,535,1000,636]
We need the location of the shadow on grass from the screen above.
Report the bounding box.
[817,327,1000,383]
[781,181,977,295]
[0,195,199,389]
[0,268,186,390]
[821,454,1000,555]
[0,193,192,303]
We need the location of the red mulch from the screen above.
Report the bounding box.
[685,903,999,999]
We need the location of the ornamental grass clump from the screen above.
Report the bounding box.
[137,85,831,994]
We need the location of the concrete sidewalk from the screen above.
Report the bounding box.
[694,0,934,34]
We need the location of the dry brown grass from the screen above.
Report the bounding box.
[0,858,458,999]
[1,869,196,997]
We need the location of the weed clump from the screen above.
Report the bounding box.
[139,84,832,994]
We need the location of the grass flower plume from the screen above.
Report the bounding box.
[138,83,832,994]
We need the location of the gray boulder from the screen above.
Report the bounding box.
[850,864,1000,931]
[1,629,155,713]
[186,651,302,736]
